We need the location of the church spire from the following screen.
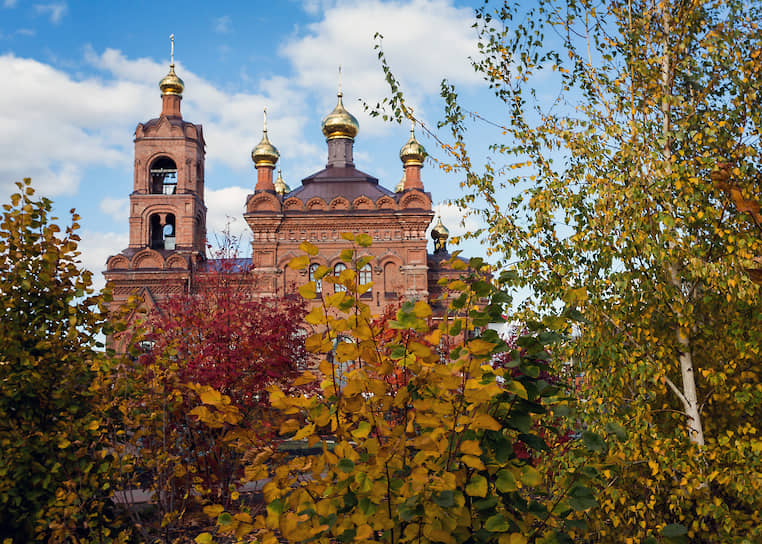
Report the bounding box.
[400,119,426,190]
[159,34,184,117]
[321,67,359,168]
[252,108,280,192]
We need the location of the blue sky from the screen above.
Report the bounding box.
[0,0,504,288]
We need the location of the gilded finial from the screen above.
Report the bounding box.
[252,107,280,167]
[400,119,426,166]
[321,67,360,140]
[431,213,450,253]
[159,34,184,96]
[274,165,291,195]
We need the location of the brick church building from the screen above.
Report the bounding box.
[104,55,458,323]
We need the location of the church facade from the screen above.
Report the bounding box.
[104,56,457,323]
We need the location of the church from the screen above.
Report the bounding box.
[104,52,459,324]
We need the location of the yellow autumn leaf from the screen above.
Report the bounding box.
[199,387,223,406]
[459,440,482,456]
[299,282,317,300]
[293,371,318,386]
[304,306,325,325]
[469,338,496,356]
[461,454,486,470]
[471,413,502,431]
[355,524,374,540]
[289,255,310,270]
[413,300,432,317]
[299,241,319,256]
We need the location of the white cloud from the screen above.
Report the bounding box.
[204,186,252,249]
[99,196,129,222]
[0,53,150,197]
[213,15,232,34]
[429,202,482,238]
[281,0,480,135]
[34,2,67,24]
[77,230,129,290]
[3,0,18,7]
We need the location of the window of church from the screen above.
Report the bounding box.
[359,263,372,285]
[334,263,347,292]
[150,157,178,195]
[309,263,322,294]
[149,213,176,250]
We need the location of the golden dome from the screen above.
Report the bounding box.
[159,64,184,96]
[400,122,426,166]
[251,109,280,167]
[431,215,449,240]
[321,92,359,140]
[395,173,406,193]
[274,167,290,195]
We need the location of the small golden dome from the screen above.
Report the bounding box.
[159,64,184,96]
[395,173,406,193]
[321,92,359,140]
[274,167,290,195]
[251,109,280,167]
[431,215,449,240]
[400,123,426,166]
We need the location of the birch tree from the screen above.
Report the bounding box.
[376,0,762,540]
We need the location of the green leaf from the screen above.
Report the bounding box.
[338,458,355,472]
[484,514,510,533]
[567,485,597,511]
[662,524,688,537]
[582,431,607,453]
[496,469,517,492]
[465,474,488,497]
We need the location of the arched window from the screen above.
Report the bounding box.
[309,263,322,294]
[334,263,347,292]
[150,157,178,195]
[359,263,372,285]
[384,262,398,299]
[329,335,354,389]
[149,213,175,250]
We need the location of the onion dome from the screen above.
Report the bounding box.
[274,167,291,195]
[321,91,360,140]
[400,122,426,166]
[431,215,449,241]
[251,109,280,167]
[395,173,406,193]
[159,64,184,96]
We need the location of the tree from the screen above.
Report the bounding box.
[111,246,310,539]
[376,0,762,540]
[139,260,308,414]
[0,179,129,542]
[197,237,604,544]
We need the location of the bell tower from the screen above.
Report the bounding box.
[128,35,206,255]
[105,36,206,320]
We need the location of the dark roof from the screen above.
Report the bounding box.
[140,116,195,130]
[287,165,394,202]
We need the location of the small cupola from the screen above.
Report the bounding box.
[431,215,450,254]
[400,121,426,190]
[159,34,184,118]
[252,109,279,192]
[274,166,291,195]
[322,68,359,168]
